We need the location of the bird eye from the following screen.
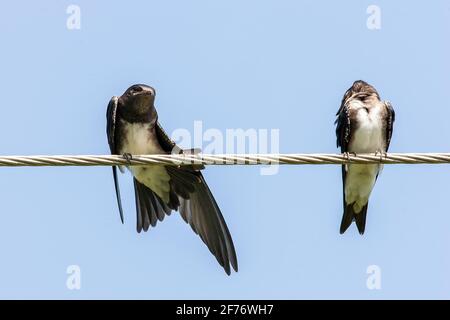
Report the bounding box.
[128,86,143,95]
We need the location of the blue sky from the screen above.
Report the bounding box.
[0,0,449,299]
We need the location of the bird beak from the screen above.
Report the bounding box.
[135,91,154,108]
[141,87,155,97]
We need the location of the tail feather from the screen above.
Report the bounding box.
[340,203,369,235]
[340,205,354,234]
[354,204,368,234]
[133,178,172,233]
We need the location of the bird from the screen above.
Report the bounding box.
[335,80,395,234]
[106,84,238,275]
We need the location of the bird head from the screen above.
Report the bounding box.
[119,84,157,122]
[340,80,380,108]
[348,80,379,100]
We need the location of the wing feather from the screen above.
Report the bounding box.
[106,97,125,223]
[384,101,395,151]
[153,122,237,274]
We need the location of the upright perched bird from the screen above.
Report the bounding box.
[335,80,395,234]
[106,84,237,274]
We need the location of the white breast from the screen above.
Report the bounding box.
[349,102,384,154]
[344,101,386,212]
[119,121,164,155]
[119,120,171,203]
[344,163,379,212]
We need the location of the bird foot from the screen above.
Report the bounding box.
[343,152,357,162]
[123,153,133,165]
[374,150,387,163]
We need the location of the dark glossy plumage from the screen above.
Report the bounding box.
[106,84,237,274]
[335,80,395,234]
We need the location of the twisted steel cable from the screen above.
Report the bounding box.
[0,153,449,167]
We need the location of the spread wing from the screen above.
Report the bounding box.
[106,96,124,223]
[155,122,238,275]
[133,177,172,233]
[384,101,395,151]
[155,122,176,153]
